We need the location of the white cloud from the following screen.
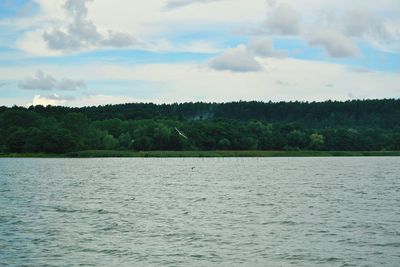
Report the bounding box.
[46,93,75,101]
[42,0,136,52]
[261,1,400,54]
[340,9,400,53]
[209,45,262,72]
[17,30,62,56]
[163,0,225,11]
[10,0,400,57]
[1,58,400,106]
[265,3,301,35]
[88,0,265,34]
[1,0,399,107]
[31,94,69,106]
[30,94,150,107]
[208,38,286,72]
[18,70,86,90]
[276,80,292,86]
[15,0,266,55]
[308,29,359,57]
[276,0,400,19]
[349,67,374,73]
[30,93,77,106]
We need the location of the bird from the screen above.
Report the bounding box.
[175,127,188,139]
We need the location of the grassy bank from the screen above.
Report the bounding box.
[0,152,64,158]
[2,150,399,158]
[65,150,400,157]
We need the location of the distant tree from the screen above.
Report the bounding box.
[118,132,133,149]
[39,128,76,153]
[309,133,325,150]
[287,130,307,149]
[153,124,172,150]
[62,113,90,134]
[1,109,43,131]
[391,133,400,150]
[240,137,258,150]
[1,99,399,153]
[94,118,125,137]
[132,136,153,151]
[23,127,43,152]
[6,128,28,152]
[217,138,231,150]
[103,134,119,150]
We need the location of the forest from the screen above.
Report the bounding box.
[0,99,399,153]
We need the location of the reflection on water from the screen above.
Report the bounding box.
[0,157,399,266]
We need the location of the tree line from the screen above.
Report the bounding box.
[0,99,399,153]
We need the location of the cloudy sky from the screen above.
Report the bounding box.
[0,0,399,106]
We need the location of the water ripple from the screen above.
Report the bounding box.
[0,157,399,266]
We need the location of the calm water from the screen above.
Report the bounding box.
[0,157,399,267]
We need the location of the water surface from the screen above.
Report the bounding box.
[0,157,399,266]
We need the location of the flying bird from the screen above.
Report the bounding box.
[175,127,188,139]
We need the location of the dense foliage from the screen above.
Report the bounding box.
[0,99,399,153]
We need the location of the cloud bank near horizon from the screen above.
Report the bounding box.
[0,0,399,107]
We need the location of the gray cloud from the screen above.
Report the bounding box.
[350,67,374,73]
[18,70,86,91]
[209,45,262,72]
[308,29,359,57]
[64,0,91,19]
[209,38,287,72]
[0,82,8,88]
[163,0,224,10]
[342,10,390,40]
[101,31,136,47]
[348,92,355,99]
[309,8,395,56]
[247,37,273,57]
[43,0,135,51]
[265,4,301,35]
[57,78,86,91]
[18,70,56,90]
[276,80,291,86]
[247,37,287,58]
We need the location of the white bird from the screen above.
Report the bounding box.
[175,127,188,139]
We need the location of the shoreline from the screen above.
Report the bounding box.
[1,150,400,158]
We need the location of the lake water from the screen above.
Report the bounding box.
[0,157,399,267]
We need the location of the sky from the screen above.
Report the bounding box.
[0,0,399,107]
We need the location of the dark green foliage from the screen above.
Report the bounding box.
[0,99,399,153]
[309,133,325,150]
[6,128,28,153]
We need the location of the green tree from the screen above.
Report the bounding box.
[23,127,43,152]
[391,133,400,150]
[62,113,90,134]
[287,130,307,149]
[6,128,28,152]
[103,134,119,150]
[118,132,133,149]
[39,128,76,153]
[217,138,231,150]
[153,124,172,150]
[309,133,325,150]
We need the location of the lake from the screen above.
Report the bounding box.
[0,157,399,266]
